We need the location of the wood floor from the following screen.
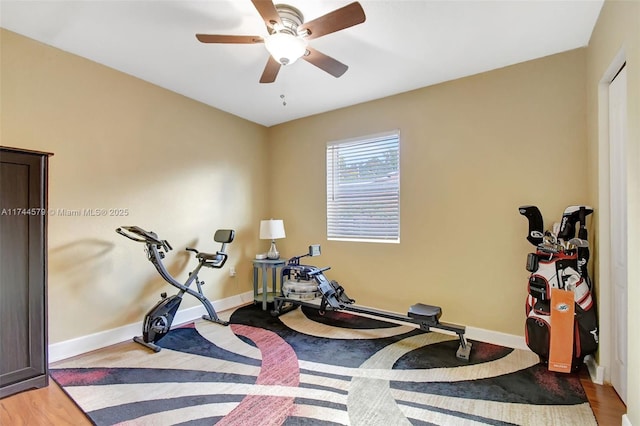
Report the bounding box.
[579,369,628,426]
[0,380,91,426]
[0,368,626,425]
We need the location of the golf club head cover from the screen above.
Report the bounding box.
[558,205,593,241]
[557,206,580,240]
[578,206,594,240]
[519,205,544,246]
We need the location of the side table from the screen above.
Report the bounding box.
[252,258,286,310]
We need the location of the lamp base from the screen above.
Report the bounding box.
[267,241,280,260]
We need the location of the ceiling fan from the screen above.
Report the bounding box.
[196,0,366,83]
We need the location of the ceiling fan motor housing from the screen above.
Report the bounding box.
[273,4,305,36]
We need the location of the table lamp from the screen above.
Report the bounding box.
[260,219,286,259]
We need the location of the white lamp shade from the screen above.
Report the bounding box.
[260,219,286,240]
[264,33,306,65]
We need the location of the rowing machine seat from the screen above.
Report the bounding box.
[408,303,442,326]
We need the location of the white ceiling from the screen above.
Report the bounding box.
[1,0,603,127]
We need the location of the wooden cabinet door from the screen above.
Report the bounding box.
[0,148,49,398]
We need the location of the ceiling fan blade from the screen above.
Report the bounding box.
[260,56,281,83]
[298,2,365,41]
[196,34,263,44]
[251,0,282,29]
[303,47,348,78]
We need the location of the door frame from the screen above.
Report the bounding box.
[595,48,627,388]
[608,63,628,403]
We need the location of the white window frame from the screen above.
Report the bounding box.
[326,130,400,243]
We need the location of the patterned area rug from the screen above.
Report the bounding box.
[51,304,597,425]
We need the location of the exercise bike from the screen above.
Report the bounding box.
[271,245,472,361]
[116,226,234,352]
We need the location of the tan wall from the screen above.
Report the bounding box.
[586,0,640,418]
[268,49,588,336]
[3,22,619,387]
[1,29,269,343]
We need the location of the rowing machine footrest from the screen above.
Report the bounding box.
[456,340,472,361]
[408,303,442,326]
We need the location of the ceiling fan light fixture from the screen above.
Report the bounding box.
[264,32,307,65]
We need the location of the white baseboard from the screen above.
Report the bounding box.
[584,354,605,385]
[48,292,537,363]
[466,326,529,350]
[622,414,632,426]
[48,291,253,363]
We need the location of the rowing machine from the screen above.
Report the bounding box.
[270,245,472,361]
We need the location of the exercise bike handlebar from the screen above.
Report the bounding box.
[116,226,172,252]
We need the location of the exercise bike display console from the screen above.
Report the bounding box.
[271,245,472,361]
[116,226,234,352]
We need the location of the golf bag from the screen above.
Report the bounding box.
[519,205,598,370]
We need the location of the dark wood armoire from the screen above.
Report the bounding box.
[0,146,52,398]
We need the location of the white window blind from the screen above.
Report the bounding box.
[326,131,400,242]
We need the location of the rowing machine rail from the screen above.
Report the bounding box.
[271,251,472,361]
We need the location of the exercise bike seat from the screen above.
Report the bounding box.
[408,303,442,325]
[197,252,224,263]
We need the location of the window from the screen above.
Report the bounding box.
[326,130,400,242]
